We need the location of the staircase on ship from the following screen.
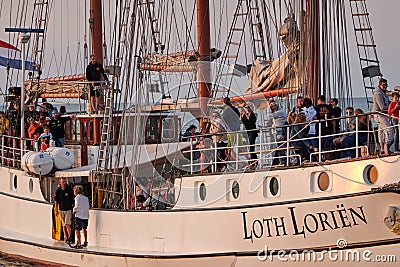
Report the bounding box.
[349,0,382,110]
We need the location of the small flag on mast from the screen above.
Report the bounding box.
[0,39,36,70]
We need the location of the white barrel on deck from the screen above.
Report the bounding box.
[46,147,75,170]
[21,151,53,175]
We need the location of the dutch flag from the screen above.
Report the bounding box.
[0,39,36,70]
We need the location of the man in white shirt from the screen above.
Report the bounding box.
[73,185,90,248]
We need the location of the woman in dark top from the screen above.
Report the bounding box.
[341,109,370,158]
[240,104,258,163]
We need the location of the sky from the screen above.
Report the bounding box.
[367,1,400,91]
[0,0,398,100]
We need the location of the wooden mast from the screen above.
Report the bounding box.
[89,0,105,108]
[90,0,104,63]
[196,0,211,131]
[305,0,320,103]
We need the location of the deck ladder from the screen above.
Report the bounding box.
[31,1,50,75]
[96,86,114,172]
[214,0,267,95]
[349,0,382,110]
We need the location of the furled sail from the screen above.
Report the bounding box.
[246,14,299,94]
[140,48,221,72]
[24,74,86,103]
[140,50,198,72]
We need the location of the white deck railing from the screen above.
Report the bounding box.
[183,112,398,174]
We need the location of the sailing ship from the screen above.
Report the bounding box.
[0,0,400,266]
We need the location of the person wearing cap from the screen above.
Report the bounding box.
[373,78,393,155]
[49,110,76,147]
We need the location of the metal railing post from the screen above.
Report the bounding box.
[259,128,263,168]
[318,121,322,162]
[1,135,3,165]
[235,132,239,170]
[190,139,193,174]
[355,116,359,158]
[214,139,218,172]
[286,125,290,166]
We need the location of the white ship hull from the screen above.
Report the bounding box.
[1,156,400,266]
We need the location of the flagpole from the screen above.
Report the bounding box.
[5,28,43,156]
[19,33,30,139]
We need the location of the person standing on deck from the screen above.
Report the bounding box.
[388,91,400,152]
[315,95,334,152]
[222,97,242,162]
[86,54,108,113]
[269,101,287,165]
[373,78,393,155]
[49,110,75,147]
[7,102,21,136]
[329,98,342,134]
[24,103,40,124]
[0,111,9,136]
[38,125,53,151]
[240,103,258,167]
[73,185,89,248]
[54,178,74,244]
[287,96,304,124]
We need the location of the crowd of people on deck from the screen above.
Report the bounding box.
[0,98,76,152]
[182,78,399,171]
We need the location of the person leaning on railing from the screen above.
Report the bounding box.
[340,109,370,158]
[269,101,287,165]
[289,113,316,163]
[209,112,228,172]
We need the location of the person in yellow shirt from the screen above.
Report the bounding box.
[0,111,9,135]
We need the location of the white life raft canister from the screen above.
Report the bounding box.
[46,147,75,170]
[21,151,53,175]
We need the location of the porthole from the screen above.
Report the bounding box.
[269,177,279,196]
[199,183,206,201]
[317,172,330,191]
[13,175,17,190]
[363,165,378,185]
[232,181,240,199]
[29,179,34,193]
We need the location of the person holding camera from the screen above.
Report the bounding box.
[388,91,400,152]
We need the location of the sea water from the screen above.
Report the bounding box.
[0,254,34,266]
